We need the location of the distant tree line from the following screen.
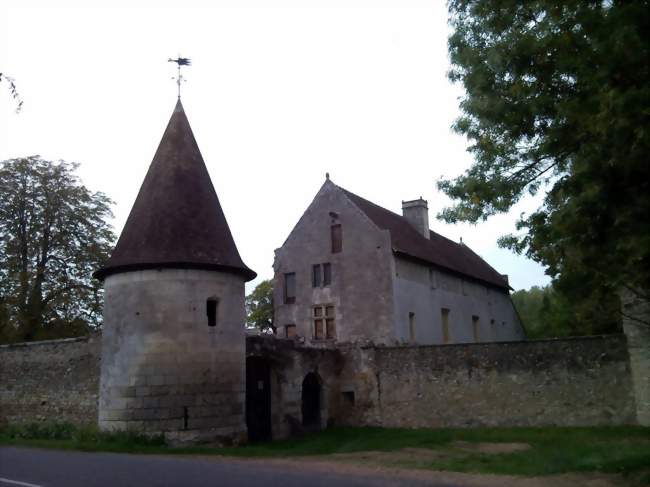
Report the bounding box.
[512,284,621,339]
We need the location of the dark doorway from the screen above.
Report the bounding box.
[301,372,321,429]
[246,357,271,442]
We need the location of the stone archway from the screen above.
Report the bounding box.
[301,372,321,429]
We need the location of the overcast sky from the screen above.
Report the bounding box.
[1,0,551,292]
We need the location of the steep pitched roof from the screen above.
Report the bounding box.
[339,186,509,290]
[94,100,256,281]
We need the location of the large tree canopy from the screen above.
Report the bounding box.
[0,156,115,343]
[440,1,649,328]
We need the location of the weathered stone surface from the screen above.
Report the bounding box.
[0,332,641,436]
[337,335,637,428]
[98,269,247,443]
[0,335,100,425]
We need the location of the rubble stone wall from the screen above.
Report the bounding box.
[0,335,100,425]
[336,335,637,428]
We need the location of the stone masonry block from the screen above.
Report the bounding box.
[135,387,150,397]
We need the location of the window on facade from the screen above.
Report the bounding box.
[286,324,296,338]
[441,308,450,344]
[206,297,218,327]
[284,272,296,304]
[312,263,332,288]
[331,224,342,253]
[429,268,438,289]
[342,391,355,406]
[326,305,336,339]
[408,312,416,343]
[313,305,336,340]
[323,263,332,286]
[472,315,480,342]
[312,265,322,287]
[490,319,496,339]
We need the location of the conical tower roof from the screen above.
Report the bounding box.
[94,100,256,281]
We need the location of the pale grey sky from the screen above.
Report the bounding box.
[1,0,551,292]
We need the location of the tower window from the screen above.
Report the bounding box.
[206,297,219,327]
[331,224,342,253]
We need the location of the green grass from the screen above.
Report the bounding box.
[1,423,649,478]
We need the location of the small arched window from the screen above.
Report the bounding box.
[206,297,219,327]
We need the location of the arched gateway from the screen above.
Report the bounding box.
[301,372,321,429]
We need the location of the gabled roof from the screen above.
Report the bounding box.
[339,186,509,290]
[94,100,256,281]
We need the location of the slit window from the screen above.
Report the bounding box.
[331,224,342,253]
[472,315,480,342]
[284,272,296,304]
[408,312,416,343]
[206,298,218,327]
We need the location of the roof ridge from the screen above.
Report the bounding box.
[335,183,508,290]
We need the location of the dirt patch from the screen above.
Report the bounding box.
[451,441,532,454]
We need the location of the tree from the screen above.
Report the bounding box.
[245,279,274,333]
[0,156,115,343]
[512,284,618,338]
[439,1,649,330]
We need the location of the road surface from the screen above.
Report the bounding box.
[0,447,456,487]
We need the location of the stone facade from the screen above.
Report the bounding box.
[0,335,100,425]
[98,269,247,444]
[273,179,524,346]
[274,181,396,345]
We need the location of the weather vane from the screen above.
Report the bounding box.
[168,56,191,99]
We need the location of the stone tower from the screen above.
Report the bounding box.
[94,100,256,444]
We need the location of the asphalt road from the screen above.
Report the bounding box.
[0,447,457,487]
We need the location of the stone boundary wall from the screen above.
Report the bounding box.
[340,335,637,428]
[0,335,101,425]
[0,333,642,430]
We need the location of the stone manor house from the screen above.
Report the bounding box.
[2,100,646,445]
[273,178,525,346]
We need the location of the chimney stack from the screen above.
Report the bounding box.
[402,197,430,239]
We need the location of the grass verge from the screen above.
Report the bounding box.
[1,423,648,478]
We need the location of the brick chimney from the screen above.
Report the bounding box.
[402,198,430,239]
